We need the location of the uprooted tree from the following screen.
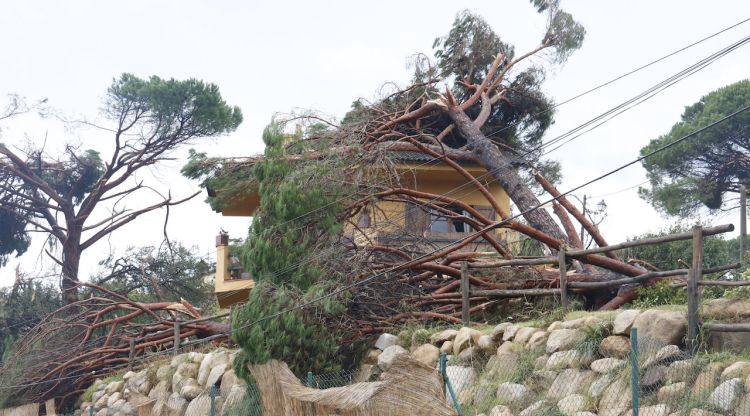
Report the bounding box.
[0,74,242,303]
[0,75,241,408]
[184,3,681,377]
[0,283,229,408]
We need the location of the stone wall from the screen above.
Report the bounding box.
[77,348,246,416]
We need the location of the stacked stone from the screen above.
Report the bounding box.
[78,348,246,416]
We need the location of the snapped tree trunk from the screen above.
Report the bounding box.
[446,106,568,243]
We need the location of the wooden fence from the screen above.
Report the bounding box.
[459,223,749,353]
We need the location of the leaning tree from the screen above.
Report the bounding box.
[185,2,671,378]
[0,74,242,303]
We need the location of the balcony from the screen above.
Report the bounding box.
[214,233,255,309]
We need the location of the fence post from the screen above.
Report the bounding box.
[687,225,703,355]
[127,338,136,371]
[173,322,180,355]
[209,385,217,416]
[461,262,470,326]
[439,352,463,416]
[742,185,747,261]
[630,327,639,416]
[558,249,568,312]
[307,371,314,388]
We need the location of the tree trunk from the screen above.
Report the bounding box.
[446,106,568,242]
[61,230,81,304]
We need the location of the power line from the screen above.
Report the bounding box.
[208,17,750,246]
[4,103,749,392]
[214,32,750,302]
[225,102,750,337]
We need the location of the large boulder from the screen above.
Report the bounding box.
[518,400,546,416]
[205,363,228,387]
[705,331,750,354]
[642,365,667,388]
[172,362,199,392]
[220,369,245,399]
[222,383,247,415]
[488,405,513,416]
[546,350,585,370]
[527,331,549,350]
[622,405,671,416]
[476,335,496,353]
[453,327,482,355]
[546,329,582,354]
[496,382,532,402]
[411,344,440,367]
[514,327,541,344]
[105,380,124,395]
[430,329,458,345]
[502,325,520,341]
[643,345,682,368]
[491,323,513,341]
[485,352,518,380]
[184,391,222,416]
[377,345,407,371]
[721,361,750,380]
[557,394,588,415]
[197,351,229,386]
[657,381,687,403]
[703,297,750,320]
[632,309,686,347]
[445,366,476,402]
[613,310,640,335]
[591,358,625,374]
[179,380,203,401]
[707,378,743,411]
[667,359,697,383]
[598,378,631,416]
[547,369,596,399]
[599,336,631,358]
[166,392,188,416]
[374,333,399,350]
[589,373,614,398]
[693,363,724,395]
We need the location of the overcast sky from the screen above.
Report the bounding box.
[0,1,749,287]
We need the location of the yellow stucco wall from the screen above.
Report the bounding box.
[348,164,510,246]
[214,244,254,308]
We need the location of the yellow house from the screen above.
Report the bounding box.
[210,150,511,308]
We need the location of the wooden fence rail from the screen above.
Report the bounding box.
[459,223,745,345]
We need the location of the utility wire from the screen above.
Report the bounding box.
[3,103,749,391]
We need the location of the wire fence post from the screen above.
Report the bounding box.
[630,327,639,416]
[687,225,703,355]
[307,371,314,387]
[558,249,568,312]
[173,322,180,355]
[209,385,217,416]
[742,184,747,261]
[460,262,470,325]
[439,352,463,416]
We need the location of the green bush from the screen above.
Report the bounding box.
[633,280,687,308]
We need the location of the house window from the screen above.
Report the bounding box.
[430,206,467,233]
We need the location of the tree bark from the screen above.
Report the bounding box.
[61,226,81,304]
[445,106,568,242]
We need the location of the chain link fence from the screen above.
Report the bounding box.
[35,322,750,415]
[441,326,750,416]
